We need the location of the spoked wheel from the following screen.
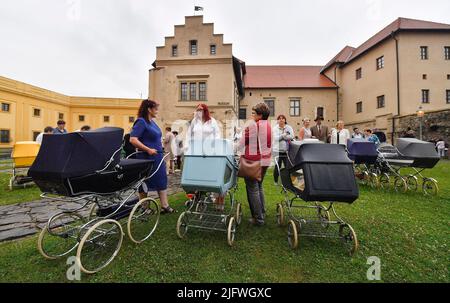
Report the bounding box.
[227,216,237,247]
[87,203,99,221]
[287,220,298,249]
[37,212,84,260]
[379,173,390,190]
[406,175,419,192]
[276,203,285,226]
[176,212,188,239]
[127,198,160,244]
[369,173,379,189]
[235,202,242,226]
[76,219,123,274]
[339,223,358,256]
[361,171,370,186]
[422,178,439,196]
[317,206,331,229]
[394,176,407,193]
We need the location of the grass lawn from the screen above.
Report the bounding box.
[0,171,42,206]
[0,161,448,283]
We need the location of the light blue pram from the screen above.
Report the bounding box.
[177,139,242,246]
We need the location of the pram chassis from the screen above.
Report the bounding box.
[274,156,358,256]
[37,150,169,274]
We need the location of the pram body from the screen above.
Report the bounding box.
[177,139,241,246]
[277,142,359,255]
[31,127,165,274]
[347,139,380,188]
[9,141,40,189]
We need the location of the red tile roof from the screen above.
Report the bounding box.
[244,66,337,89]
[322,18,450,73]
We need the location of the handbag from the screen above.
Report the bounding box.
[238,124,262,182]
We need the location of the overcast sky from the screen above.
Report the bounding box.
[0,0,449,98]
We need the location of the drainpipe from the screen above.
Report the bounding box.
[334,64,339,121]
[391,31,401,144]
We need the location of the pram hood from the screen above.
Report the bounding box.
[396,138,439,158]
[347,139,378,156]
[287,142,352,171]
[29,127,124,179]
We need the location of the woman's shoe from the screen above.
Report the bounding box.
[161,206,177,214]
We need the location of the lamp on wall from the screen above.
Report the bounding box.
[416,106,425,140]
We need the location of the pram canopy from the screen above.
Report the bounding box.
[182,139,237,195]
[347,139,378,164]
[396,138,440,168]
[282,143,358,203]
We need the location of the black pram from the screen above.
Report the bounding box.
[276,142,359,255]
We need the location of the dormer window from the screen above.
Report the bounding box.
[190,40,198,55]
[210,44,216,55]
[172,45,178,57]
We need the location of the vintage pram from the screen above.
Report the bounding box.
[347,139,380,188]
[9,141,40,189]
[29,127,167,274]
[176,139,242,246]
[376,138,440,195]
[275,141,359,255]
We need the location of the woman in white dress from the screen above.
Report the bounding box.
[298,117,313,141]
[330,120,351,146]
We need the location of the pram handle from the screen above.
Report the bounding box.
[126,150,165,159]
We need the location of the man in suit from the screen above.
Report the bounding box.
[310,116,329,143]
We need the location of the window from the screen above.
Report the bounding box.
[33,108,41,117]
[376,56,384,70]
[190,83,197,101]
[290,99,300,117]
[422,89,430,104]
[1,103,10,112]
[420,46,428,60]
[448,74,450,80]
[356,68,362,80]
[377,95,385,108]
[210,44,216,55]
[445,47,450,60]
[129,116,135,123]
[422,74,427,80]
[190,40,198,55]
[79,115,85,122]
[58,113,64,120]
[316,107,324,119]
[180,83,188,101]
[103,116,110,123]
[172,45,178,57]
[32,131,40,141]
[356,101,363,113]
[199,82,207,101]
[0,130,10,143]
[264,99,275,117]
[239,108,247,120]
[447,90,450,104]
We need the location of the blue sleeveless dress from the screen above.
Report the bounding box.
[130,118,167,192]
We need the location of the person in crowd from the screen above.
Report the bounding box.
[80,125,91,131]
[233,126,243,155]
[352,127,364,139]
[53,120,67,134]
[36,126,53,144]
[298,117,313,141]
[163,127,175,175]
[130,99,176,214]
[310,116,329,143]
[404,127,416,138]
[272,114,294,186]
[186,103,223,210]
[364,129,381,148]
[239,103,272,226]
[173,130,184,171]
[330,120,351,146]
[436,138,446,158]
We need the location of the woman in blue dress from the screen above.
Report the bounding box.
[130,99,176,214]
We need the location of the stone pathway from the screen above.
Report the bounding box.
[0,172,182,242]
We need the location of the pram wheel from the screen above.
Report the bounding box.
[422,178,438,196]
[379,173,390,189]
[227,216,236,247]
[394,176,407,193]
[276,203,285,226]
[88,203,99,221]
[76,219,124,274]
[369,173,379,189]
[235,203,242,226]
[361,171,370,186]
[339,224,358,256]
[176,212,189,239]
[287,220,298,249]
[406,175,419,192]
[37,212,84,260]
[127,198,160,244]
